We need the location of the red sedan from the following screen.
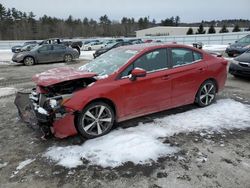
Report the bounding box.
[15,44,228,139]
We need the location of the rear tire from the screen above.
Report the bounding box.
[77,102,115,139]
[196,80,216,107]
[23,57,35,66]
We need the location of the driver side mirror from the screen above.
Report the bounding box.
[235,40,238,43]
[129,68,146,81]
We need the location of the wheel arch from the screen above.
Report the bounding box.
[74,97,117,126]
[198,78,219,93]
[23,55,37,64]
[195,78,218,104]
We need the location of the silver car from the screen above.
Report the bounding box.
[12,44,79,66]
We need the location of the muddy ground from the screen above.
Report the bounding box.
[0,60,250,188]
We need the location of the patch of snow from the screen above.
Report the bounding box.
[95,74,108,80]
[16,159,35,170]
[0,162,8,169]
[44,99,250,168]
[49,99,57,108]
[0,49,12,62]
[203,44,229,52]
[37,107,48,115]
[79,50,95,60]
[0,87,17,97]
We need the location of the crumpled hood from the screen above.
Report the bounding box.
[32,67,97,87]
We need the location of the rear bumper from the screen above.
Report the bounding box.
[229,63,250,77]
[14,90,78,138]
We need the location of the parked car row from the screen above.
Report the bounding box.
[81,38,144,51]
[11,38,82,54]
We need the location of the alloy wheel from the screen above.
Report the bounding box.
[24,57,34,66]
[64,54,72,62]
[81,104,113,136]
[199,82,216,106]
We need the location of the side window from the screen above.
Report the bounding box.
[133,49,167,72]
[120,63,134,78]
[193,51,203,61]
[53,45,65,50]
[171,48,194,67]
[39,45,52,52]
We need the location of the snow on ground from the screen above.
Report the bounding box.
[203,44,229,52]
[79,50,95,60]
[44,99,250,168]
[11,159,35,177]
[0,49,12,63]
[16,159,35,170]
[0,87,17,97]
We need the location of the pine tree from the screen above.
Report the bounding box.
[196,24,206,34]
[232,24,241,32]
[186,27,193,35]
[219,25,229,33]
[208,25,216,34]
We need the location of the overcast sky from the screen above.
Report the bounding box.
[1,0,250,23]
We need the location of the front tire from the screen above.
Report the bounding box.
[196,80,216,107]
[23,56,35,66]
[77,102,115,139]
[64,54,73,62]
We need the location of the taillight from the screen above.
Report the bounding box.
[221,60,228,66]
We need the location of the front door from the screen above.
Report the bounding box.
[36,45,53,63]
[117,48,172,119]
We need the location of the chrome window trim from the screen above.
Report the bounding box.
[172,59,202,68]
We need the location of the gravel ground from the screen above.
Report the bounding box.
[0,59,250,188]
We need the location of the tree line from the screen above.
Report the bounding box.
[0,3,182,40]
[186,23,243,35]
[0,3,249,40]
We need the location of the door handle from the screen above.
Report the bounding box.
[162,75,170,80]
[198,67,205,72]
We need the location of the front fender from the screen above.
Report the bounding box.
[63,83,118,112]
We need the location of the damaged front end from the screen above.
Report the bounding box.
[15,67,97,139]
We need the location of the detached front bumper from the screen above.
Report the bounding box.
[14,90,78,138]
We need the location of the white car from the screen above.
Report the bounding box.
[83,42,106,51]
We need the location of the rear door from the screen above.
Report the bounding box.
[168,48,207,107]
[52,44,66,61]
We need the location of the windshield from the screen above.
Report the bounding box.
[79,48,138,76]
[237,36,250,44]
[30,45,41,51]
